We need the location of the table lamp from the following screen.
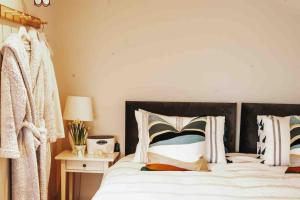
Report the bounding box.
[63,96,94,156]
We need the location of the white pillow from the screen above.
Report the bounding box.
[262,116,290,166]
[205,116,226,163]
[134,110,151,163]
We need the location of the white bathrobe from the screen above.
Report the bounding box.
[1,33,41,199]
[0,33,50,200]
[29,29,54,200]
[39,32,65,200]
[38,31,65,141]
[29,29,65,200]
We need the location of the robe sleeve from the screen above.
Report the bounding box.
[43,60,56,143]
[50,65,65,139]
[42,43,65,142]
[0,48,26,158]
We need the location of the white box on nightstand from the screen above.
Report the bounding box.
[87,135,115,154]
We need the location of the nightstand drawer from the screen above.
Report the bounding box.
[66,160,103,171]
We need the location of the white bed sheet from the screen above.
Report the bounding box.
[92,155,300,200]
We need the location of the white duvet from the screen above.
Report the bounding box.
[93,155,300,200]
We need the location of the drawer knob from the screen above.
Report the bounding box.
[83,164,87,168]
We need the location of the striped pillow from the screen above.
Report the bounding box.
[205,116,226,163]
[257,115,300,163]
[290,116,300,155]
[134,110,150,163]
[260,116,290,166]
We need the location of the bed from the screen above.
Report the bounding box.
[92,101,300,200]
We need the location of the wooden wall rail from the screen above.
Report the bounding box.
[0,4,46,29]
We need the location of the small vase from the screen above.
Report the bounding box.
[74,145,86,158]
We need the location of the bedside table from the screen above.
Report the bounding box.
[55,150,120,200]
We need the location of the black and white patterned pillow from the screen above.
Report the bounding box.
[257,116,267,160]
[148,115,228,164]
[147,113,207,162]
[258,115,300,162]
[290,116,300,155]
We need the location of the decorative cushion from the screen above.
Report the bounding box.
[257,115,300,164]
[147,152,209,171]
[134,109,182,163]
[134,110,226,163]
[141,157,209,172]
[260,116,290,166]
[147,113,206,162]
[141,164,191,171]
[285,166,300,174]
[290,116,300,155]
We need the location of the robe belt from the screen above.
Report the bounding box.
[22,120,48,148]
[21,120,49,200]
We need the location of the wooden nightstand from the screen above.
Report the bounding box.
[55,150,120,200]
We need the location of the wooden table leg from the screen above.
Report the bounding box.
[61,161,66,200]
[69,172,73,200]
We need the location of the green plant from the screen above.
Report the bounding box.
[68,121,88,145]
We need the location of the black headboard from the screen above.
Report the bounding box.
[240,103,300,153]
[125,101,237,155]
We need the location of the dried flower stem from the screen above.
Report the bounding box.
[68,121,88,145]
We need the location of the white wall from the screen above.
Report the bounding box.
[51,0,300,199]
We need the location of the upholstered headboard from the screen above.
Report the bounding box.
[240,103,300,153]
[125,101,237,155]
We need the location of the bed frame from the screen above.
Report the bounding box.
[240,103,300,153]
[125,101,237,155]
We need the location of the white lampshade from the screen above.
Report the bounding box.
[63,96,94,121]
